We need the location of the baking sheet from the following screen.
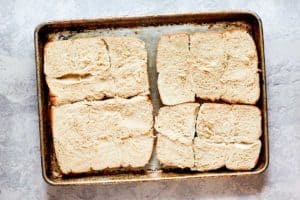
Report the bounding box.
[35,11,268,185]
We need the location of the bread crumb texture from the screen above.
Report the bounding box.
[157,30,260,105]
[44,36,150,105]
[52,96,154,174]
[155,103,262,171]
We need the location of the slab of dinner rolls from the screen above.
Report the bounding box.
[155,103,262,171]
[155,103,199,168]
[157,30,260,105]
[44,36,149,105]
[51,96,154,174]
[196,103,262,143]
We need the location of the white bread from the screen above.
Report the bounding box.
[192,30,260,104]
[157,30,259,105]
[156,33,194,105]
[190,31,224,101]
[44,37,110,78]
[52,96,153,140]
[193,138,226,171]
[44,36,149,105]
[157,68,195,105]
[196,103,262,143]
[102,36,150,98]
[119,135,154,168]
[155,103,199,145]
[51,96,154,174]
[54,135,154,174]
[156,135,194,169]
[155,103,261,171]
[220,30,260,104]
[155,103,199,168]
[156,33,190,73]
[226,141,261,170]
[46,76,114,105]
[193,139,261,171]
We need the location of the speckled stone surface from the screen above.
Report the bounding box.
[0,0,300,199]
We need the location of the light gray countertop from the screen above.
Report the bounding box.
[0,0,300,199]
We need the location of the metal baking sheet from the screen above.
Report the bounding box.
[34,11,269,185]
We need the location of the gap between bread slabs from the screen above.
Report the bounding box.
[194,96,257,106]
[56,73,93,81]
[188,34,191,51]
[53,94,149,107]
[144,33,164,172]
[192,105,200,169]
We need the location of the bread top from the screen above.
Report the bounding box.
[155,103,200,145]
[226,140,261,170]
[190,30,257,73]
[54,134,154,174]
[157,30,260,105]
[156,134,194,168]
[101,36,149,97]
[44,37,110,78]
[51,96,153,140]
[157,68,195,105]
[193,138,261,171]
[196,103,262,143]
[44,36,150,105]
[190,31,225,72]
[156,33,190,73]
[193,137,227,171]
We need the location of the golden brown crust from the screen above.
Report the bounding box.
[49,94,58,106]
